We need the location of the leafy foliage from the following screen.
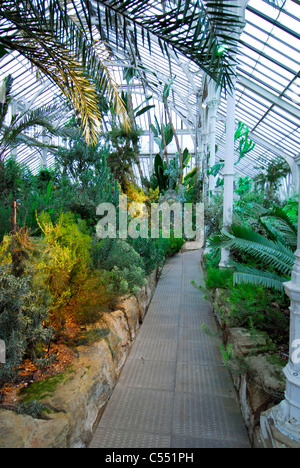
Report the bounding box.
[95,0,241,90]
[91,238,147,296]
[209,200,298,291]
[0,2,130,144]
[0,265,54,383]
[203,250,290,348]
[254,156,291,200]
[35,212,92,325]
[104,124,142,192]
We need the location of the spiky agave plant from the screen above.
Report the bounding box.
[209,203,297,291]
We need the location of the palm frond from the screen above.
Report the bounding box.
[261,205,298,234]
[232,262,287,292]
[0,1,131,144]
[91,0,242,90]
[209,225,295,276]
[0,104,65,159]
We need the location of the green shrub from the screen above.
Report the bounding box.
[36,212,92,325]
[130,235,183,276]
[91,238,147,295]
[0,265,54,384]
[219,283,290,347]
[205,267,233,290]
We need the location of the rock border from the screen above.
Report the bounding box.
[0,268,158,448]
[213,288,286,448]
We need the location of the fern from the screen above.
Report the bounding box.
[232,263,287,292]
[211,225,295,276]
[209,202,297,290]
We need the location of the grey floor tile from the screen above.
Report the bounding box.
[177,340,224,365]
[89,250,251,449]
[90,427,171,448]
[118,358,177,391]
[175,362,236,398]
[98,387,174,435]
[172,392,250,445]
[128,338,178,362]
[171,435,251,449]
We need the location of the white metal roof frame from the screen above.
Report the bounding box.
[0,0,299,182]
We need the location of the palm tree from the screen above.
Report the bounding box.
[0,75,71,162]
[0,1,241,145]
[0,0,130,145]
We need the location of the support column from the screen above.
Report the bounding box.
[261,161,300,446]
[207,92,220,196]
[41,134,50,169]
[220,76,236,268]
[219,0,248,268]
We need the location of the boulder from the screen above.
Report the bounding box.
[226,327,274,356]
[0,410,69,449]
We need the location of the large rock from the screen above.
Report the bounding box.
[0,409,69,448]
[0,339,116,449]
[226,327,275,356]
[224,327,286,447]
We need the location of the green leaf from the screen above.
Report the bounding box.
[135,104,155,118]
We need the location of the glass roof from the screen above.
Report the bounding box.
[0,0,299,182]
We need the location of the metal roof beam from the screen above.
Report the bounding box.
[237,74,300,120]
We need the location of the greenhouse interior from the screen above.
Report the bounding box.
[0,0,299,450]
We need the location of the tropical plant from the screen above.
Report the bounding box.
[209,203,297,291]
[209,121,255,181]
[0,75,68,162]
[35,212,92,326]
[105,123,142,192]
[91,238,147,296]
[117,90,155,183]
[0,1,131,144]
[150,116,174,165]
[234,176,253,197]
[92,0,241,89]
[150,148,192,194]
[0,0,244,146]
[253,156,291,200]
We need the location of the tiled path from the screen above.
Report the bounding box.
[89,250,251,448]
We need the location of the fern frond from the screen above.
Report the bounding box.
[232,263,288,292]
[209,225,295,276]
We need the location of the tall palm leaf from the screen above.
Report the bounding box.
[0,0,243,144]
[91,0,241,90]
[240,202,297,250]
[0,75,74,161]
[0,0,129,145]
[0,105,67,161]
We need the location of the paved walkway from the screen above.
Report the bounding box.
[89,250,251,448]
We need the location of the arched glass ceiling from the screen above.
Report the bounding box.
[0,0,299,182]
[216,0,300,179]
